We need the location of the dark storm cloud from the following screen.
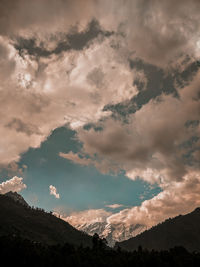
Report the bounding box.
[104,59,200,117]
[1,0,199,168]
[1,0,200,66]
[14,20,113,58]
[0,0,200,237]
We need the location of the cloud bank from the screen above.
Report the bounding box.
[0,0,200,165]
[1,0,200,66]
[62,70,200,230]
[64,70,200,184]
[63,171,200,234]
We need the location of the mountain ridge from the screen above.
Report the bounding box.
[115,207,200,252]
[0,192,93,247]
[4,191,29,207]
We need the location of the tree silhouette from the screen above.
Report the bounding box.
[1,234,200,267]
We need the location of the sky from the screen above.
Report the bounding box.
[0,0,199,231]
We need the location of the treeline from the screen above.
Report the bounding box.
[1,234,200,267]
[2,194,54,215]
[116,208,200,252]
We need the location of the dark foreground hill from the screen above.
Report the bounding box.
[0,192,92,247]
[115,208,200,252]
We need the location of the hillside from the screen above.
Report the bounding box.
[0,192,92,247]
[116,208,200,252]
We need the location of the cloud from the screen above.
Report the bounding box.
[0,176,27,194]
[1,0,200,166]
[62,171,200,234]
[6,118,41,136]
[107,171,200,228]
[59,152,93,166]
[97,0,200,66]
[0,29,140,165]
[74,70,200,185]
[0,0,95,36]
[0,0,199,238]
[61,70,199,231]
[105,204,124,209]
[0,162,27,177]
[14,20,112,57]
[63,209,112,227]
[49,185,60,199]
[1,0,200,67]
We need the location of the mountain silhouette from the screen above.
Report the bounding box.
[115,208,200,252]
[0,192,92,247]
[5,191,29,207]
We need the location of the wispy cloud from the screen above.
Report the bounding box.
[105,204,124,209]
[59,152,92,166]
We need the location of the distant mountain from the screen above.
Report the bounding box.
[0,192,92,247]
[77,221,146,246]
[115,208,200,252]
[77,221,107,240]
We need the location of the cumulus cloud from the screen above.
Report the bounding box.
[61,70,200,230]
[0,28,139,165]
[107,171,200,228]
[0,176,27,194]
[49,185,60,199]
[62,171,200,233]
[73,70,200,185]
[1,0,200,166]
